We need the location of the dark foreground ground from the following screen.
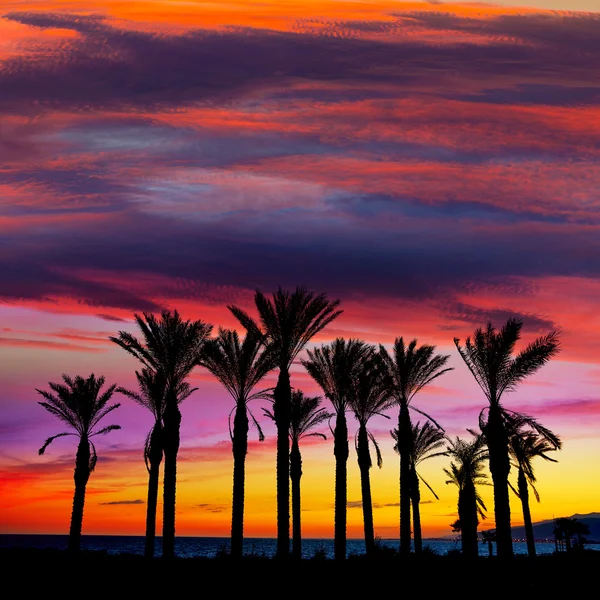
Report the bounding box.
[3,546,598,594]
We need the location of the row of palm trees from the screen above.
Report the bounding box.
[36,286,561,559]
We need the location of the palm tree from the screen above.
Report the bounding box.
[264,390,332,559]
[454,318,560,558]
[198,327,277,559]
[379,337,452,555]
[302,337,373,561]
[36,373,121,554]
[348,350,394,556]
[507,416,561,557]
[443,433,489,558]
[228,286,342,558]
[392,421,447,554]
[110,309,213,559]
[117,368,195,559]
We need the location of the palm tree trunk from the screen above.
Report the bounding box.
[460,480,479,558]
[410,468,422,554]
[398,402,412,556]
[69,438,91,554]
[162,398,181,559]
[273,368,291,559]
[485,403,513,558]
[231,404,249,559]
[356,424,374,556]
[290,439,302,560]
[518,468,536,557]
[333,409,349,561]
[145,422,163,559]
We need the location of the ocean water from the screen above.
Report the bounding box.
[2,534,595,559]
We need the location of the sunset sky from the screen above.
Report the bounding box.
[1,0,599,542]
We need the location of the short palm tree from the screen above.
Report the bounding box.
[264,390,332,559]
[392,421,447,554]
[198,327,277,559]
[36,373,121,554]
[348,350,394,556]
[379,337,452,555]
[507,415,561,557]
[302,337,373,561]
[443,433,489,558]
[117,368,195,559]
[110,309,212,559]
[454,318,560,558]
[228,286,342,558]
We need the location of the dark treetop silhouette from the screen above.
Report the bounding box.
[117,368,196,559]
[198,327,277,559]
[36,373,121,554]
[110,309,213,559]
[379,338,452,556]
[228,286,342,559]
[454,318,560,559]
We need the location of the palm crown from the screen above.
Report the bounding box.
[37,373,121,468]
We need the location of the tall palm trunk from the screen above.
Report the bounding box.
[356,424,375,556]
[333,409,349,561]
[485,403,513,558]
[410,467,423,554]
[290,438,302,560]
[398,402,412,556]
[231,405,249,559]
[517,467,536,557]
[459,479,479,558]
[69,438,91,554]
[145,422,163,559]
[274,368,291,559]
[162,396,181,559]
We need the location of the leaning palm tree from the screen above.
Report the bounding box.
[454,318,560,558]
[198,327,277,559]
[117,368,195,559]
[110,309,213,559]
[507,416,561,557]
[228,286,342,559]
[392,421,447,554]
[36,373,121,554]
[348,350,394,556]
[443,433,489,558]
[265,390,332,559]
[302,337,374,561]
[379,337,453,555]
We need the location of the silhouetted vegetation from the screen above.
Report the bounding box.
[36,373,121,554]
[34,288,572,564]
[454,319,560,558]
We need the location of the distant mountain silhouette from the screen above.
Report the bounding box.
[504,513,600,542]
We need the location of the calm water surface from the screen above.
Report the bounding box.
[3,534,596,559]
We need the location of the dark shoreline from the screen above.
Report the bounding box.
[3,546,598,593]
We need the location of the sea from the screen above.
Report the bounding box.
[2,534,597,559]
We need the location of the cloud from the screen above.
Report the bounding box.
[99,499,144,505]
[197,503,228,513]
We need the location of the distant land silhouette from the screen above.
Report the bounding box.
[447,513,600,542]
[509,513,600,542]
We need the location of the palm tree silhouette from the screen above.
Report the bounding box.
[443,433,489,558]
[198,327,277,559]
[36,373,121,554]
[454,318,560,558]
[110,309,212,558]
[228,286,342,558]
[506,414,561,557]
[117,368,195,559]
[349,349,394,556]
[264,390,332,559]
[302,338,373,560]
[392,421,447,554]
[379,338,452,555]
